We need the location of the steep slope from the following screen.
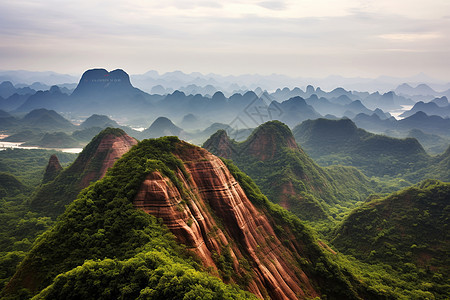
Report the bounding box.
[407,145,450,182]
[332,180,450,297]
[204,121,373,222]
[42,154,62,183]
[293,118,430,177]
[3,136,376,300]
[29,128,137,217]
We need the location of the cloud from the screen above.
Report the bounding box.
[0,0,449,79]
[257,1,287,11]
[379,33,441,41]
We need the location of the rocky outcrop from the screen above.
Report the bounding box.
[245,127,298,161]
[133,144,320,299]
[42,154,62,183]
[202,130,235,159]
[79,131,137,187]
[30,128,137,217]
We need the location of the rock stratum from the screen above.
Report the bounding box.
[29,127,137,217]
[134,145,317,299]
[3,136,370,299]
[204,121,373,222]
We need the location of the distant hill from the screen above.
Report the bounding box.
[21,108,75,131]
[352,112,450,137]
[332,180,450,296]
[0,110,19,130]
[397,112,450,137]
[139,116,184,139]
[395,83,439,96]
[23,132,81,148]
[0,81,35,99]
[407,145,450,182]
[272,96,322,127]
[79,114,121,129]
[400,101,450,118]
[16,86,69,112]
[29,128,137,217]
[204,121,374,221]
[0,93,30,112]
[431,96,449,107]
[407,129,450,154]
[13,69,156,117]
[68,69,154,115]
[293,118,430,177]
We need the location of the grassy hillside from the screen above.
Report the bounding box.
[2,136,374,299]
[293,118,430,178]
[29,128,134,217]
[204,121,375,222]
[332,180,450,298]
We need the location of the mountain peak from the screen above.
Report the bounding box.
[203,129,235,159]
[244,121,298,160]
[43,154,63,183]
[30,127,137,216]
[71,68,133,97]
[142,116,182,138]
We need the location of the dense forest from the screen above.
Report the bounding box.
[0,122,448,299]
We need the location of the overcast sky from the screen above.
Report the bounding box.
[1,0,449,79]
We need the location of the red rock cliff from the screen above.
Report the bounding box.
[43,154,63,183]
[80,133,137,187]
[133,144,320,299]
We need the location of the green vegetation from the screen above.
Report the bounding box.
[0,183,53,290]
[0,173,27,198]
[29,127,132,217]
[205,121,375,223]
[293,118,431,178]
[0,148,76,187]
[1,126,448,299]
[2,136,257,299]
[22,132,81,148]
[332,180,450,298]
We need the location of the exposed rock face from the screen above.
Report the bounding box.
[246,128,298,161]
[202,130,235,159]
[30,128,137,217]
[133,145,320,299]
[79,132,137,187]
[42,154,63,183]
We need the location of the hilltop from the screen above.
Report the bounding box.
[204,121,374,222]
[29,128,137,217]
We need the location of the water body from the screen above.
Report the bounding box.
[389,105,414,120]
[0,141,83,153]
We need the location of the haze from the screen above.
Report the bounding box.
[1,0,449,79]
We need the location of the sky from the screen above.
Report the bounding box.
[1,0,450,80]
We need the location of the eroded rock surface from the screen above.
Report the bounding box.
[134,145,319,299]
